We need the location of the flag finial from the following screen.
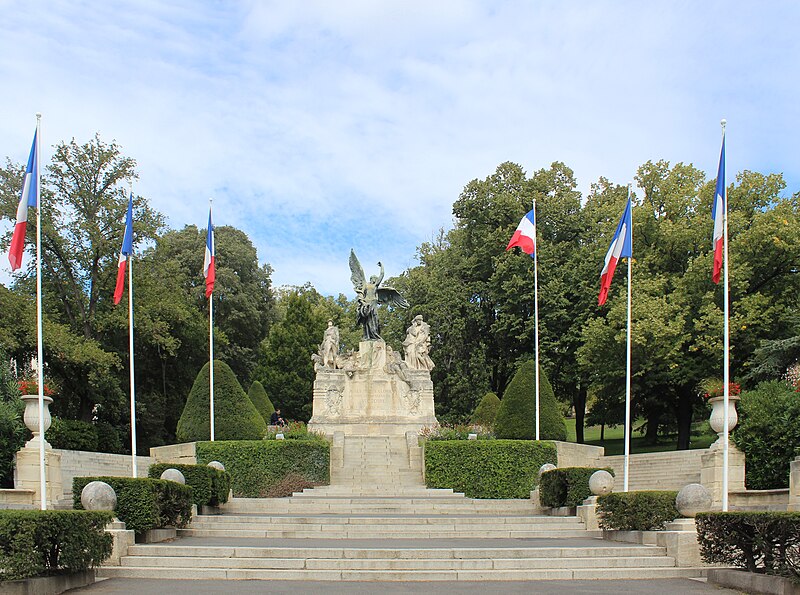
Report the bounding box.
[720,118,726,129]
[36,112,41,120]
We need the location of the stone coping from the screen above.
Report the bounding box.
[707,568,800,595]
[0,569,95,594]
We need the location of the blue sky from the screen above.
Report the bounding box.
[1,1,798,296]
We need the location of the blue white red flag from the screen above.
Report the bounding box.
[203,207,215,298]
[8,129,39,270]
[506,209,536,257]
[113,194,134,305]
[598,198,633,306]
[712,134,726,284]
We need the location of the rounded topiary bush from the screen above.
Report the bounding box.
[470,391,501,427]
[494,360,566,441]
[732,380,800,489]
[47,418,99,451]
[247,380,274,424]
[177,360,267,442]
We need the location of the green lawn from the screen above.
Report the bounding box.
[563,418,718,456]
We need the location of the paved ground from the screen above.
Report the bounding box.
[70,577,743,594]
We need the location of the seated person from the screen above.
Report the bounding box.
[270,408,286,427]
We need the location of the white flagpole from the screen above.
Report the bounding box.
[623,184,633,492]
[532,198,540,441]
[209,198,215,441]
[128,250,137,477]
[721,119,730,511]
[34,113,46,510]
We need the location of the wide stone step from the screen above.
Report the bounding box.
[98,566,706,581]
[178,528,600,539]
[189,514,583,526]
[119,554,678,570]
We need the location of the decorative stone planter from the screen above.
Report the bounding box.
[708,395,739,439]
[21,394,53,449]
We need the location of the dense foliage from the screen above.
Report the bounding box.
[424,440,556,498]
[495,361,566,440]
[73,476,192,534]
[0,510,113,580]
[696,512,800,580]
[470,392,501,427]
[597,491,679,531]
[176,360,267,442]
[196,439,330,497]
[732,381,800,489]
[538,467,615,508]
[148,463,231,507]
[247,381,274,424]
[46,418,98,452]
[0,351,24,487]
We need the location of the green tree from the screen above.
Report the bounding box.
[470,391,501,427]
[176,360,266,442]
[495,360,566,440]
[247,380,273,423]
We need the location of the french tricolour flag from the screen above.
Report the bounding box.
[113,195,134,305]
[712,133,726,284]
[506,209,536,257]
[203,207,215,298]
[8,129,39,271]
[598,198,633,306]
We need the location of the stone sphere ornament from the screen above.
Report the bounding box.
[207,461,225,471]
[81,481,117,511]
[589,470,615,496]
[160,468,186,484]
[538,463,556,477]
[676,483,712,518]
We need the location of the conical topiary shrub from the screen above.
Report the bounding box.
[494,360,566,441]
[247,380,274,424]
[470,391,501,427]
[177,360,267,442]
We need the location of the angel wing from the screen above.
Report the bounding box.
[349,249,366,292]
[377,286,410,309]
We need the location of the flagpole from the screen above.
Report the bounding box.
[721,119,729,512]
[34,113,46,510]
[209,198,215,441]
[532,198,540,441]
[623,184,633,492]
[128,246,137,477]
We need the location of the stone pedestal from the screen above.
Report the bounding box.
[700,440,746,509]
[13,446,62,507]
[789,456,800,512]
[309,340,438,436]
[104,520,134,566]
[577,495,600,530]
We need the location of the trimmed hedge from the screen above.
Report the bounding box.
[73,476,192,534]
[196,440,330,498]
[539,467,615,508]
[247,380,274,424]
[696,512,800,580]
[0,510,113,580]
[470,392,501,427]
[424,440,557,499]
[495,361,566,441]
[597,491,679,531]
[46,418,99,452]
[177,360,267,442]
[148,463,231,507]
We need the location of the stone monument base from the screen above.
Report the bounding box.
[308,340,437,437]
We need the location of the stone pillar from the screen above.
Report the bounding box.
[700,441,746,509]
[577,496,600,530]
[789,456,800,512]
[13,446,63,507]
[104,520,135,566]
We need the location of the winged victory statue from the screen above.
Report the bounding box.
[349,249,409,340]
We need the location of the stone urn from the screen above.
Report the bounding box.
[708,395,740,439]
[21,394,53,449]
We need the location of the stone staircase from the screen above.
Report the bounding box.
[602,450,704,492]
[98,435,707,581]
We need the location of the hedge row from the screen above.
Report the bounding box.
[539,467,614,508]
[424,440,557,499]
[0,510,113,580]
[597,491,679,531]
[196,440,330,498]
[148,463,231,507]
[73,476,192,534]
[696,511,800,580]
